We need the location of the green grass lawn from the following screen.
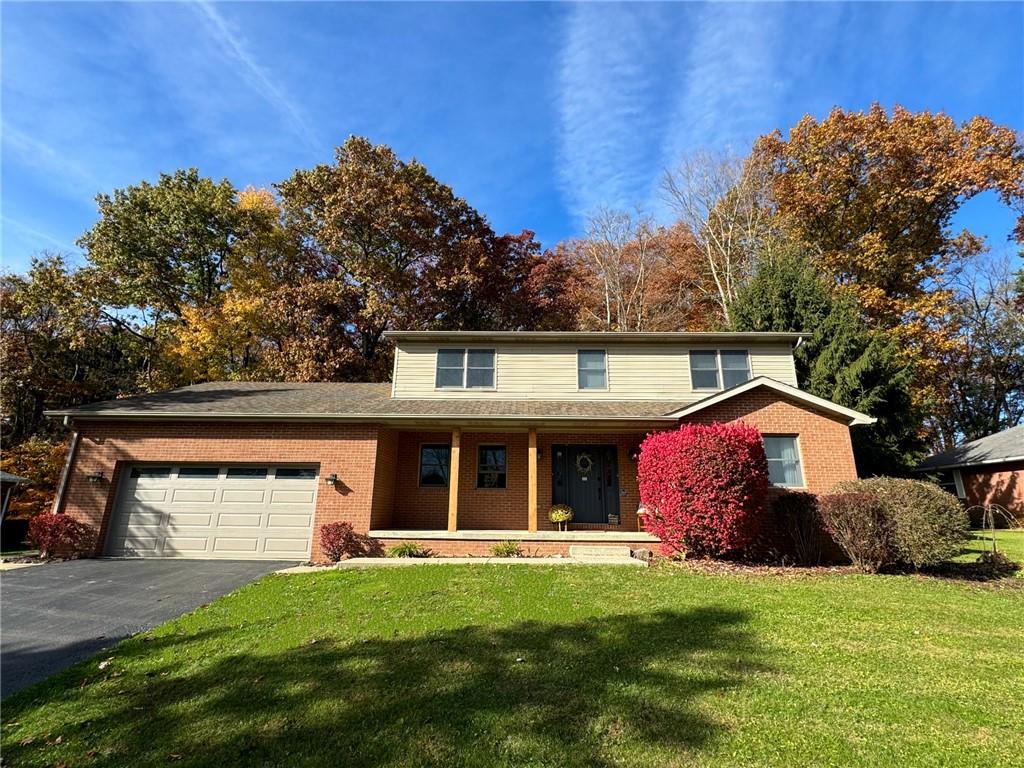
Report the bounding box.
[4,565,1022,767]
[956,529,1024,572]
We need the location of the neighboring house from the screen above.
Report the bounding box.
[0,471,29,521]
[46,331,875,561]
[917,424,1024,521]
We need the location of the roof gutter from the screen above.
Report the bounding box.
[913,455,1024,472]
[46,411,680,424]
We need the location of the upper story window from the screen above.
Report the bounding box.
[689,349,751,390]
[435,348,495,389]
[764,436,804,487]
[577,349,607,390]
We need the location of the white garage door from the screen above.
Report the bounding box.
[107,465,318,559]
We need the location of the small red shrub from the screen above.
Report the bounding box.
[319,522,363,562]
[638,422,770,558]
[26,513,96,559]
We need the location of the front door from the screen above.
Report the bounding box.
[551,445,620,525]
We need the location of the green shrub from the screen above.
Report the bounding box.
[817,492,893,572]
[489,540,523,558]
[386,542,427,558]
[773,491,822,566]
[832,477,970,569]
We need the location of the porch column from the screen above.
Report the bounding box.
[447,427,461,532]
[528,428,538,532]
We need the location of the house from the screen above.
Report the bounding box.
[46,331,875,561]
[916,424,1024,522]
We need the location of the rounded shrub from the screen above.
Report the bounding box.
[817,492,893,572]
[832,477,970,569]
[26,513,96,559]
[638,422,770,558]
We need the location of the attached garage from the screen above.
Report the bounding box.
[106,465,319,559]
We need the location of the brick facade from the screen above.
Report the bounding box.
[59,388,861,561]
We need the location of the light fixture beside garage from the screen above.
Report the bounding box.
[324,473,338,486]
[87,471,104,484]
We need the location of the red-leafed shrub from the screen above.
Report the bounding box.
[638,422,770,558]
[319,522,362,562]
[26,513,96,559]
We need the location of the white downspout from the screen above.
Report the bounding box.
[51,418,80,515]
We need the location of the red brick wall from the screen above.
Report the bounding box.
[60,421,382,561]
[680,389,859,494]
[370,429,398,529]
[392,431,450,529]
[962,461,1023,516]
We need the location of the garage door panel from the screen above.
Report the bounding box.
[217,512,262,527]
[221,489,267,504]
[171,488,218,504]
[270,489,317,505]
[164,537,212,553]
[166,512,214,528]
[107,465,317,559]
[267,512,313,528]
[212,537,259,553]
[129,489,167,502]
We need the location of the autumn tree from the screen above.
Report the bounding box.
[730,253,926,475]
[563,209,711,332]
[1,255,147,442]
[662,150,778,324]
[751,105,1024,389]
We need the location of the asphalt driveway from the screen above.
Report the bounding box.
[1,558,294,698]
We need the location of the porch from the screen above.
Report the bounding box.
[369,426,661,539]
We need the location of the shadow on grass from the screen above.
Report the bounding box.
[4,608,768,767]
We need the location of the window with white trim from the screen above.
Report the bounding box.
[577,349,607,389]
[935,469,966,499]
[435,349,495,389]
[689,349,751,390]
[764,436,804,487]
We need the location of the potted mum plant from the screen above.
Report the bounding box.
[549,504,574,532]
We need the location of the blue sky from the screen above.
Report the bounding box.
[2,1,1022,274]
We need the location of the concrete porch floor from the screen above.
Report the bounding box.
[369,529,659,542]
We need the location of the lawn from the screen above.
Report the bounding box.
[3,565,1022,768]
[956,529,1024,573]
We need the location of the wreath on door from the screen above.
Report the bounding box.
[574,452,594,475]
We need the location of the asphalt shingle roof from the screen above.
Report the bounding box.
[918,424,1024,471]
[48,381,685,421]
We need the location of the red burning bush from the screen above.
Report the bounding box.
[638,422,770,558]
[319,521,365,562]
[26,513,96,559]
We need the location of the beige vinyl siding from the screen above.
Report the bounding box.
[392,342,797,401]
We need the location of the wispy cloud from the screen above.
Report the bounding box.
[2,121,104,201]
[556,4,673,226]
[191,1,319,150]
[1,216,78,262]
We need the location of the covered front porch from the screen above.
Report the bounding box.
[368,424,665,547]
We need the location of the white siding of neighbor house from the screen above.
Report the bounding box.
[391,342,798,401]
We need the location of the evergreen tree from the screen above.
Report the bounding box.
[730,254,926,476]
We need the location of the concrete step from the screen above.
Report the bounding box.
[569,545,643,565]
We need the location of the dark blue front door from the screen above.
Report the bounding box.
[551,445,620,524]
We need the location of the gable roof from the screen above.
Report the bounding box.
[665,376,877,426]
[917,424,1024,471]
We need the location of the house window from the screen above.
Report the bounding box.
[435,349,495,389]
[477,445,507,489]
[177,467,221,479]
[419,444,451,487]
[935,469,966,499]
[130,466,171,479]
[689,350,751,390]
[577,349,607,389]
[764,436,804,487]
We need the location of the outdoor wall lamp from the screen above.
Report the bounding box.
[87,471,105,484]
[324,473,338,486]
[627,447,642,462]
